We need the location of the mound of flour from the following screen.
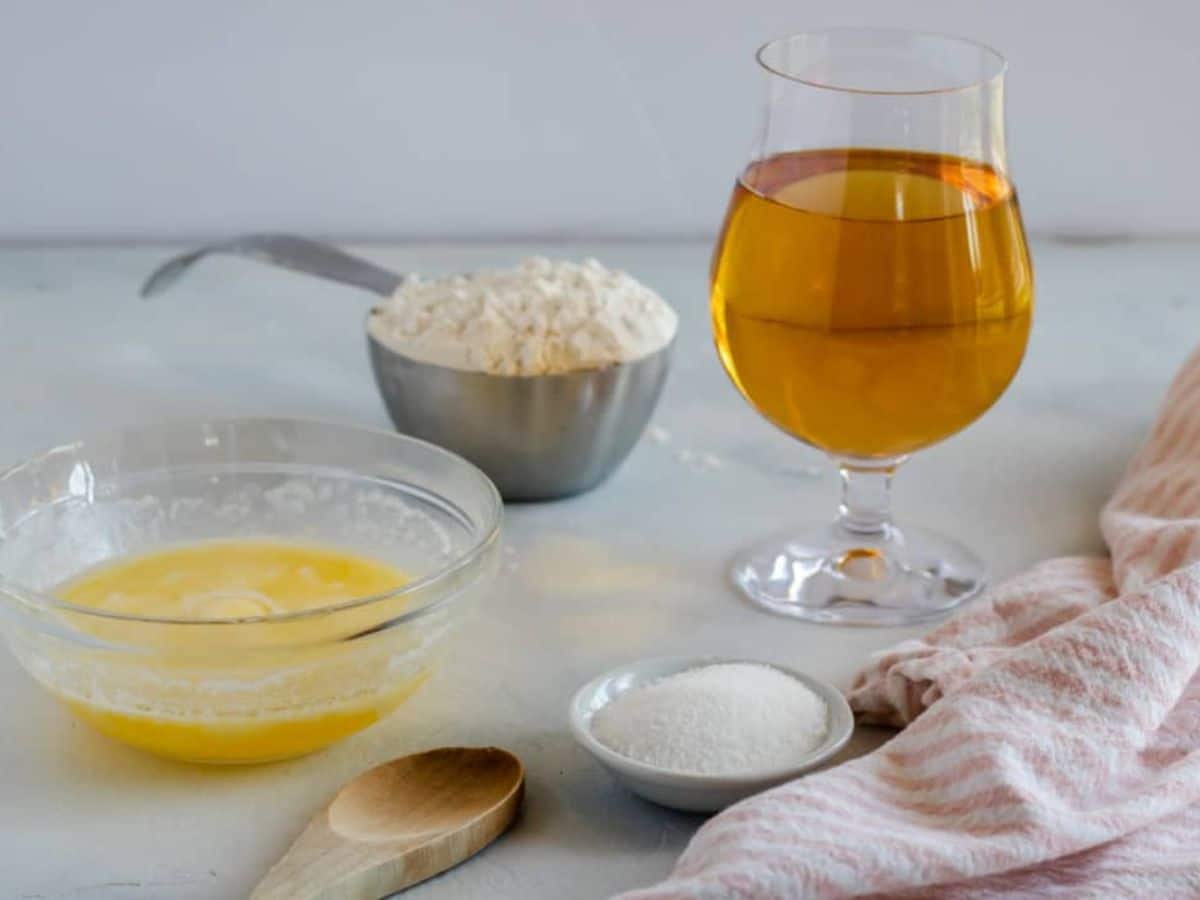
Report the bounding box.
[367,257,677,376]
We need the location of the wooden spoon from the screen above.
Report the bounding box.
[250,747,524,900]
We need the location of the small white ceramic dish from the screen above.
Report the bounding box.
[569,656,854,813]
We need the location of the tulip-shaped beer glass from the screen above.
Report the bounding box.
[711,30,1033,624]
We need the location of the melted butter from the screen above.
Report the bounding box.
[58,539,407,619]
[51,540,422,763]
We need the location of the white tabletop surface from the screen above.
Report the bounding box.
[1,238,1196,899]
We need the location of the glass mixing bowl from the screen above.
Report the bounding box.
[0,418,501,764]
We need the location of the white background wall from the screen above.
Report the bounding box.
[3,0,1197,241]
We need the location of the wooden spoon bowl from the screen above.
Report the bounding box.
[252,747,524,900]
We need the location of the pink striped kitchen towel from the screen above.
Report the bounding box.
[618,348,1200,899]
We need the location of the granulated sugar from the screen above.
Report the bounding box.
[367,257,677,376]
[591,663,829,776]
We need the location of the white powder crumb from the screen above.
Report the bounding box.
[676,448,723,472]
[591,663,829,776]
[647,425,672,446]
[367,257,678,376]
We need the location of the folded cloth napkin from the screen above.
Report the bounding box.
[617,349,1200,899]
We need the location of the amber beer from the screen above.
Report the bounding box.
[711,148,1033,459]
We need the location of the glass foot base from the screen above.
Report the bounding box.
[731,522,985,626]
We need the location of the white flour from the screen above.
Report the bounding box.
[367,257,678,376]
[591,663,829,776]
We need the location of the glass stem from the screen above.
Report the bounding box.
[837,459,900,536]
